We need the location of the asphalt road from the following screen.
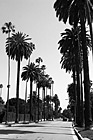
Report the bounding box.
[0,120,78,140]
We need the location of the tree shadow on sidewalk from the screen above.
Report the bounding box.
[0,129,35,135]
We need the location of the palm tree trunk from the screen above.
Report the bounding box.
[80,9,91,128]
[15,59,20,123]
[37,86,40,122]
[34,83,37,122]
[73,68,77,125]
[24,80,27,122]
[50,85,52,120]
[43,87,45,121]
[80,71,84,126]
[29,78,33,122]
[75,40,82,127]
[72,68,76,124]
[76,67,81,126]
[6,32,10,124]
[52,83,54,120]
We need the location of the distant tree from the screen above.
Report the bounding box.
[62,108,72,120]
[45,95,51,120]
[6,98,26,114]
[53,94,60,118]
[0,97,5,123]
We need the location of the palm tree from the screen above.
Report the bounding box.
[58,27,81,126]
[58,26,91,126]
[1,22,15,123]
[35,57,43,121]
[36,57,43,66]
[6,32,35,123]
[45,95,51,120]
[54,1,92,128]
[21,62,40,122]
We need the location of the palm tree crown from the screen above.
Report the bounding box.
[21,62,40,82]
[6,32,35,61]
[1,22,15,34]
[54,0,93,26]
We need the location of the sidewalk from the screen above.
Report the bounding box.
[0,120,92,140]
[0,120,79,140]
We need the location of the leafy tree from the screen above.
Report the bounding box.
[62,108,72,120]
[53,94,60,118]
[6,32,35,123]
[6,98,26,114]
[0,97,5,123]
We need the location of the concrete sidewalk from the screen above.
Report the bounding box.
[0,120,78,140]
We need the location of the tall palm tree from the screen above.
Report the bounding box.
[1,22,15,123]
[41,65,46,121]
[58,27,81,126]
[6,32,35,123]
[35,57,43,121]
[24,58,31,123]
[54,0,92,128]
[58,26,91,126]
[21,62,40,122]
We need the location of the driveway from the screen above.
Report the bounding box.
[0,120,78,140]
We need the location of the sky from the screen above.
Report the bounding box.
[0,0,92,110]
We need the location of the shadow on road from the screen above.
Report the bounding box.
[0,129,35,134]
[12,124,45,128]
[0,129,76,136]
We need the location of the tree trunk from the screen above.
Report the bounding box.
[37,86,40,122]
[80,9,91,128]
[29,78,33,122]
[50,85,51,120]
[43,87,45,121]
[24,80,27,122]
[75,39,82,127]
[15,59,20,123]
[6,32,10,124]
[72,68,77,124]
[80,71,84,126]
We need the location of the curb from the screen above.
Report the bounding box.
[74,127,83,140]
[73,127,90,140]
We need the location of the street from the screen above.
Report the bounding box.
[0,120,78,140]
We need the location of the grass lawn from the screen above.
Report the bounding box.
[76,127,93,140]
[79,129,93,139]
